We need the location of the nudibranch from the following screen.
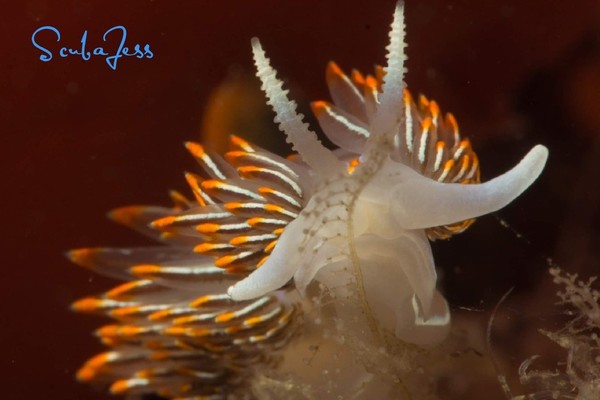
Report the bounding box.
[70,2,548,399]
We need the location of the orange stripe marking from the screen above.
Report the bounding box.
[130,264,161,276]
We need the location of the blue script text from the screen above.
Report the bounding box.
[31,26,153,70]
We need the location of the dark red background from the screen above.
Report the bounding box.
[2,1,600,399]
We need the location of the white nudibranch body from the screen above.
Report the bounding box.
[228,2,548,346]
[71,2,548,399]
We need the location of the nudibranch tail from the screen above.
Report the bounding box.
[251,38,344,179]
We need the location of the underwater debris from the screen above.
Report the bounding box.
[511,268,600,400]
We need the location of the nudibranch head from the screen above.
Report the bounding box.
[227,1,548,343]
[71,1,548,398]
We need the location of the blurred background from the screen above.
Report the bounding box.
[2,0,600,398]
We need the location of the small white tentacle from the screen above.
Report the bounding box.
[387,144,549,229]
[227,212,307,300]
